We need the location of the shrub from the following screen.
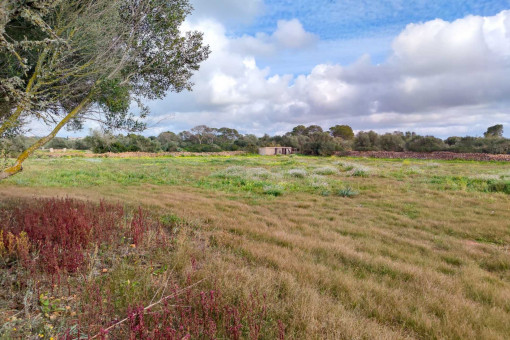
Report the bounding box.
[350,166,371,177]
[307,175,329,189]
[263,185,284,196]
[0,198,166,274]
[247,167,272,180]
[312,166,338,175]
[287,168,307,178]
[336,187,358,197]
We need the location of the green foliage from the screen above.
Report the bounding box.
[336,187,358,198]
[0,0,210,178]
[329,125,354,140]
[379,133,405,151]
[406,136,446,152]
[484,124,504,138]
[263,185,284,196]
[354,131,380,151]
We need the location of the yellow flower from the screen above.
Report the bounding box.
[39,334,44,338]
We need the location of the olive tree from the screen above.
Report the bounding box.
[0,0,209,179]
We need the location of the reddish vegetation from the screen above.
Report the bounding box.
[342,151,510,162]
[0,198,163,273]
[0,198,282,339]
[106,289,273,340]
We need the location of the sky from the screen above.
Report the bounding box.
[55,0,510,138]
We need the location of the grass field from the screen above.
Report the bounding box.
[1,155,510,339]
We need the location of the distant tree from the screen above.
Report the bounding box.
[379,133,405,151]
[190,125,215,144]
[301,132,338,156]
[406,136,445,152]
[290,125,307,136]
[217,127,241,142]
[329,125,354,140]
[484,124,504,138]
[304,125,323,136]
[445,136,461,146]
[157,131,179,145]
[354,131,381,151]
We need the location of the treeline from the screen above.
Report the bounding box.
[1,124,509,156]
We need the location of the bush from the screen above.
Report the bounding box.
[287,169,307,178]
[263,185,284,196]
[336,187,358,197]
[406,136,445,152]
[312,166,338,175]
[0,198,167,274]
[185,143,223,153]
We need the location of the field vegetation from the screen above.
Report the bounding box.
[0,154,509,339]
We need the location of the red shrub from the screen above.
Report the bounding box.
[0,198,163,274]
[111,286,274,340]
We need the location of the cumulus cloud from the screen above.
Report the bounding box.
[230,19,318,56]
[144,10,510,138]
[273,19,319,49]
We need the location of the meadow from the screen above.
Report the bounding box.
[1,154,509,339]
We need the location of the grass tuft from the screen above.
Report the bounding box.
[336,187,358,197]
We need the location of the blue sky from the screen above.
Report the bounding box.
[244,0,510,39]
[235,0,510,72]
[52,0,510,139]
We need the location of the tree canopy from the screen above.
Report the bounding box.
[484,124,503,138]
[0,0,209,179]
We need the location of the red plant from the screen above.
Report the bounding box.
[89,285,278,340]
[0,198,165,274]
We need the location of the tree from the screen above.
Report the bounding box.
[190,125,214,145]
[329,125,354,140]
[406,136,445,152]
[1,0,63,135]
[379,133,405,151]
[289,125,307,136]
[304,125,323,136]
[0,0,209,179]
[354,131,380,151]
[484,124,503,138]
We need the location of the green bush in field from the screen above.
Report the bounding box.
[287,169,307,178]
[263,185,284,196]
[336,187,358,198]
[313,166,338,175]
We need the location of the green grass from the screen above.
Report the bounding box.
[1,154,510,339]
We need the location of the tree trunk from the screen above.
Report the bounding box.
[0,92,92,181]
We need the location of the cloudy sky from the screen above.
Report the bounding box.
[60,0,510,138]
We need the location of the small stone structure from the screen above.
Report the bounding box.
[258,147,293,156]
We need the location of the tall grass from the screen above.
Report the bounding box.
[1,155,510,339]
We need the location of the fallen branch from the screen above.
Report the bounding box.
[89,278,205,339]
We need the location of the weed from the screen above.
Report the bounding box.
[263,185,284,196]
[287,168,307,178]
[352,168,370,177]
[312,166,338,175]
[336,187,358,197]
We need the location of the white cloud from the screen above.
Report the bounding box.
[138,10,510,138]
[273,19,319,49]
[230,19,318,56]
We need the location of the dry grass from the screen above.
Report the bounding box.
[1,155,509,339]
